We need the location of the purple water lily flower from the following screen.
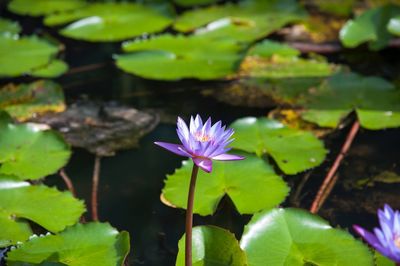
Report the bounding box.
[155,115,244,173]
[354,204,400,263]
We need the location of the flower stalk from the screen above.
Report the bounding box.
[185,164,199,266]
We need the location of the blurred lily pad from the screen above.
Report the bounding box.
[31,59,69,78]
[116,34,245,80]
[300,72,400,129]
[239,40,335,78]
[8,0,86,16]
[176,226,246,266]
[162,153,289,216]
[240,208,374,266]
[0,80,65,121]
[339,4,400,50]
[0,115,71,180]
[44,3,174,42]
[388,15,400,35]
[6,222,129,266]
[174,0,307,42]
[174,0,219,6]
[0,35,66,78]
[375,251,396,266]
[0,18,20,36]
[230,117,327,175]
[0,180,84,247]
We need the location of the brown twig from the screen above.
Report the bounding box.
[185,164,199,266]
[290,171,312,207]
[310,120,360,213]
[289,42,343,54]
[66,62,107,75]
[59,169,76,197]
[91,156,101,221]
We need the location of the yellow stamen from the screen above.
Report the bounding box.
[195,132,211,142]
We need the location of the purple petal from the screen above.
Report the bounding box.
[154,142,191,157]
[193,157,212,173]
[354,225,380,246]
[212,153,245,161]
[177,117,190,140]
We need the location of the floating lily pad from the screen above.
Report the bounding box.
[240,208,374,266]
[312,0,355,16]
[230,117,327,175]
[44,3,174,42]
[0,180,85,247]
[116,34,244,80]
[300,72,400,129]
[174,0,306,42]
[375,251,396,266]
[0,18,20,36]
[339,4,400,50]
[31,60,68,78]
[162,153,289,216]
[176,226,246,266]
[0,116,71,180]
[0,80,65,121]
[388,15,400,35]
[239,40,335,78]
[8,0,86,16]
[0,35,65,78]
[174,0,219,6]
[6,222,129,266]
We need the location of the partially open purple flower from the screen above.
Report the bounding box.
[155,115,244,172]
[354,204,400,262]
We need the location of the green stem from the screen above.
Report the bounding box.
[185,164,199,266]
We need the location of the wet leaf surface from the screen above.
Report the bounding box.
[230,117,327,174]
[44,3,174,42]
[116,34,245,80]
[8,0,86,16]
[6,222,129,266]
[0,180,84,247]
[0,18,20,36]
[176,226,246,266]
[0,115,71,180]
[162,153,289,216]
[240,208,374,266]
[0,80,65,121]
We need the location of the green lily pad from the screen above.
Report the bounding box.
[174,0,219,6]
[31,60,68,78]
[176,226,247,266]
[8,0,86,16]
[0,116,71,180]
[0,180,85,247]
[162,153,289,216]
[116,34,245,80]
[375,251,396,266]
[239,40,335,78]
[0,80,66,121]
[0,35,64,78]
[388,15,400,35]
[300,72,400,129]
[44,3,174,42]
[339,4,400,50]
[240,208,374,266]
[174,0,306,42]
[312,0,355,16]
[0,18,21,36]
[6,222,130,266]
[230,117,327,175]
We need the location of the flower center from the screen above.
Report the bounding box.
[394,236,400,249]
[194,132,211,142]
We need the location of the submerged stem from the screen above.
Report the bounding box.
[185,164,199,266]
[91,156,101,221]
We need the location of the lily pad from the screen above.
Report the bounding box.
[0,80,65,121]
[230,117,327,175]
[162,153,289,216]
[174,0,306,42]
[44,3,174,42]
[176,226,247,266]
[116,34,245,80]
[339,4,400,50]
[0,115,71,180]
[300,72,400,129]
[8,0,86,16]
[375,251,396,266]
[6,222,129,266]
[240,208,374,266]
[239,40,336,78]
[0,35,65,78]
[31,60,69,78]
[0,180,85,247]
[174,0,219,6]
[0,18,20,36]
[388,15,400,35]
